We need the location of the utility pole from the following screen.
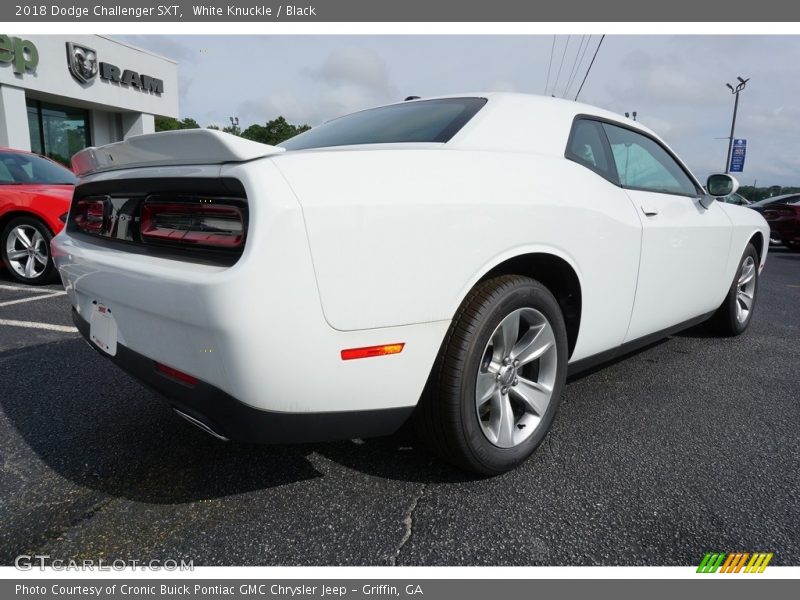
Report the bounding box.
[724,77,748,173]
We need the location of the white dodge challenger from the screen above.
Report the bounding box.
[53,94,768,474]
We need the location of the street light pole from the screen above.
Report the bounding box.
[724,77,748,173]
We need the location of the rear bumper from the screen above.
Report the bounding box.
[73,309,413,443]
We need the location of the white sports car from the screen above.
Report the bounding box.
[53,93,769,474]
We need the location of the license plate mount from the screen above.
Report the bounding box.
[89,302,118,356]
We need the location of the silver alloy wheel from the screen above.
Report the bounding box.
[475,307,558,449]
[5,224,49,280]
[736,255,756,324]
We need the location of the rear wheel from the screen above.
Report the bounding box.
[415,275,568,475]
[709,243,759,336]
[1,216,56,285]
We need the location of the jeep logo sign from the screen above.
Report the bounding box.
[66,41,164,94]
[0,35,38,75]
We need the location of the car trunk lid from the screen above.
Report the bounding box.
[71,129,284,177]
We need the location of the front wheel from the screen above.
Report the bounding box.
[415,275,568,475]
[709,243,759,336]
[1,216,57,285]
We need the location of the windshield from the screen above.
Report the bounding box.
[0,151,77,185]
[279,97,487,151]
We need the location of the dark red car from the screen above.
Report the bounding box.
[0,148,77,284]
[763,198,800,250]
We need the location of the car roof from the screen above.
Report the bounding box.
[752,194,799,205]
[419,92,662,156]
[414,92,700,186]
[0,147,37,156]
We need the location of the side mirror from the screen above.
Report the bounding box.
[706,173,740,198]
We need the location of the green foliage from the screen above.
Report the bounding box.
[241,116,311,146]
[738,185,800,202]
[154,116,201,132]
[157,114,309,145]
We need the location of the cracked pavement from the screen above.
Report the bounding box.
[0,247,798,566]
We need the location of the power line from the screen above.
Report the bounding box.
[544,35,556,95]
[564,35,589,98]
[551,35,571,97]
[574,34,605,102]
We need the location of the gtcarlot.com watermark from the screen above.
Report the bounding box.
[15,555,194,571]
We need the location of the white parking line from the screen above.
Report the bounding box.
[0,319,78,333]
[0,284,58,292]
[0,291,66,308]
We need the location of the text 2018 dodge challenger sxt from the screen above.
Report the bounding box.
[53,94,769,474]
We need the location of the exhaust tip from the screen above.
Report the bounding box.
[173,409,229,441]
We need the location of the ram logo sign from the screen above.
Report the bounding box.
[66,41,164,94]
[66,42,98,83]
[697,552,773,573]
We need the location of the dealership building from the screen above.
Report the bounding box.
[0,34,178,164]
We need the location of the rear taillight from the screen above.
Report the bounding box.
[73,199,106,233]
[140,201,245,249]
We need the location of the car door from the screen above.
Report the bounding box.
[564,118,644,357]
[600,122,732,342]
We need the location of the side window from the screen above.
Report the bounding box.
[566,119,615,181]
[0,161,12,183]
[602,123,699,196]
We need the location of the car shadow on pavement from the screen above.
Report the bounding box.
[1,338,475,505]
[0,338,326,504]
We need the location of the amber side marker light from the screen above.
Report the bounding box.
[341,343,405,361]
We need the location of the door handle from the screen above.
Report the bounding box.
[641,206,659,217]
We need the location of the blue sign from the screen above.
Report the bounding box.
[729,138,747,173]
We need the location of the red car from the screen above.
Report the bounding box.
[763,198,800,250]
[0,148,76,284]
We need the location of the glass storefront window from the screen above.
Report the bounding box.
[26,99,91,166]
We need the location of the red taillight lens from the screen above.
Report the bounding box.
[73,199,106,233]
[154,362,198,386]
[141,201,244,249]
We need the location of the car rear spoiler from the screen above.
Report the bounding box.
[71,129,285,177]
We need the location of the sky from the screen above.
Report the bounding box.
[119,35,800,186]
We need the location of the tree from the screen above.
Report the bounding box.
[241,116,311,146]
[158,115,311,145]
[735,185,800,202]
[154,116,200,132]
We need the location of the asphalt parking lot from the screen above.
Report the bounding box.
[0,248,798,567]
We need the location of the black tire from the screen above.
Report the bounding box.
[708,243,759,336]
[414,275,568,475]
[0,216,57,285]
